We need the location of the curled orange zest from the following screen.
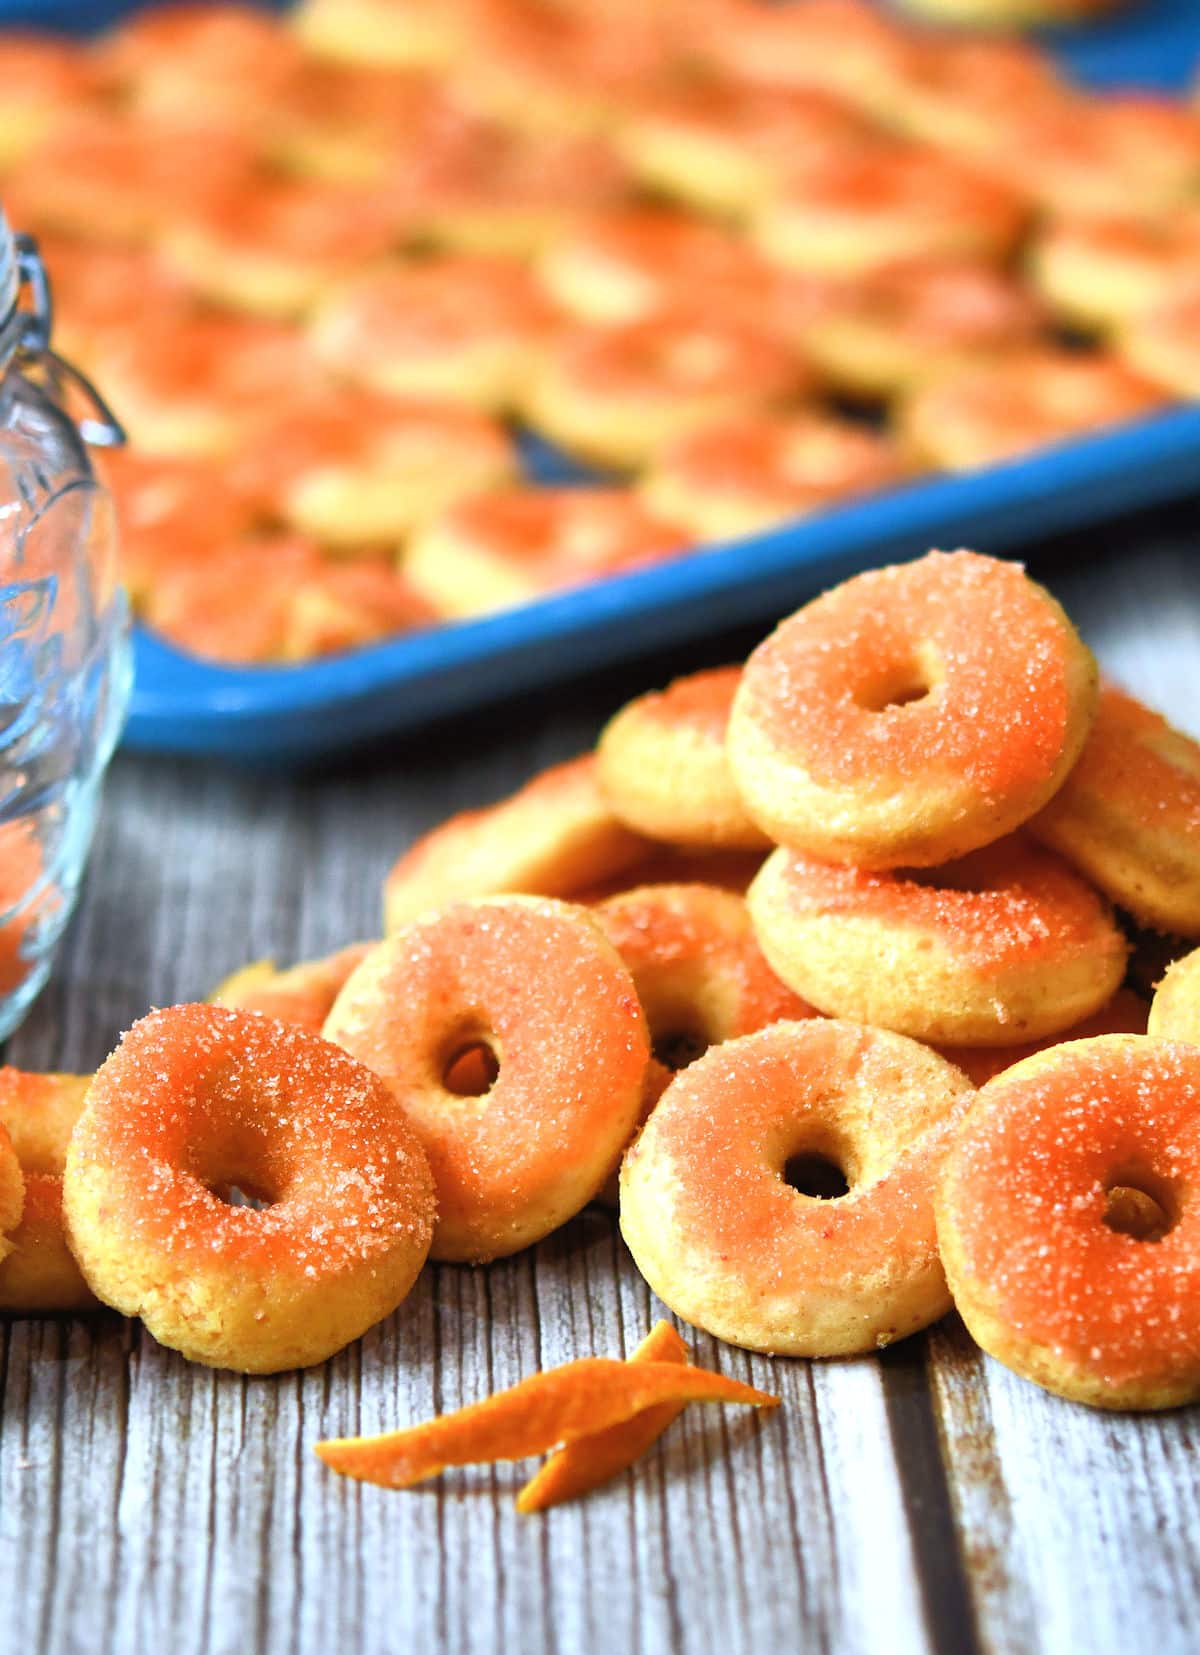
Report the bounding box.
[315,1356,778,1490]
[515,1319,689,1514]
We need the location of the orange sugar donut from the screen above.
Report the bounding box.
[1029,212,1200,337]
[142,535,325,664]
[694,0,912,113]
[210,944,376,1036]
[99,450,258,607]
[1148,948,1200,1046]
[0,35,103,170]
[266,59,460,187]
[896,0,1116,21]
[620,1019,973,1356]
[524,313,808,472]
[1118,276,1200,400]
[308,254,557,413]
[63,1004,436,1372]
[596,883,816,1072]
[383,754,650,934]
[884,33,1065,156]
[0,1069,96,1313]
[751,142,1026,278]
[596,667,770,852]
[278,562,437,661]
[323,896,650,1262]
[939,986,1148,1087]
[617,78,876,220]
[405,487,689,619]
[639,411,908,543]
[292,0,467,68]
[0,1123,22,1268]
[748,837,1127,1047]
[898,349,1165,474]
[799,258,1048,404]
[1029,685,1200,937]
[727,549,1099,868]
[937,1035,1200,1409]
[230,387,517,550]
[36,236,195,382]
[534,209,774,328]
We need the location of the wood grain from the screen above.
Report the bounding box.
[2,529,1199,1654]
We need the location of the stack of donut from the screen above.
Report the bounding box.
[8,546,1200,1415]
[1,0,1193,663]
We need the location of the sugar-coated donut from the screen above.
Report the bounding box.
[309,254,556,413]
[63,1005,436,1372]
[1030,685,1200,937]
[899,349,1164,473]
[323,896,650,1262]
[0,1124,22,1267]
[405,486,688,618]
[525,313,807,471]
[748,837,1127,1046]
[620,1019,974,1356]
[596,667,770,851]
[640,412,907,543]
[596,882,816,1071]
[1029,213,1200,338]
[895,0,1114,20]
[727,549,1098,868]
[883,34,1064,156]
[292,0,465,68]
[0,1068,96,1313]
[383,754,650,934]
[210,943,375,1036]
[278,562,437,660]
[1149,949,1200,1046]
[752,142,1025,278]
[100,449,257,607]
[940,986,1148,1087]
[1119,276,1200,400]
[0,35,103,170]
[937,1035,1200,1410]
[35,235,194,370]
[0,1067,90,1176]
[693,0,911,114]
[266,59,457,186]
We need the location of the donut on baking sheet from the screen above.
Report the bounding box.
[323,896,650,1262]
[1118,275,1200,400]
[639,412,908,544]
[524,312,807,472]
[596,667,770,852]
[747,837,1128,1047]
[882,32,1065,156]
[727,549,1099,869]
[1029,684,1200,938]
[383,754,651,935]
[898,349,1166,475]
[0,35,103,171]
[0,1067,96,1313]
[266,59,460,188]
[292,0,467,69]
[405,486,689,620]
[620,1019,974,1356]
[938,1035,1200,1410]
[1029,212,1200,338]
[0,1123,22,1268]
[64,1005,437,1372]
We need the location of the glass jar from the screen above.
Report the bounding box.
[0,212,130,1041]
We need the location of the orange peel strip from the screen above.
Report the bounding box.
[515,1319,689,1514]
[315,1355,778,1490]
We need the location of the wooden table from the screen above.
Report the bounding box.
[3,518,1199,1655]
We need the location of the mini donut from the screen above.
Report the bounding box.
[748,837,1127,1047]
[1118,276,1200,400]
[1029,213,1200,338]
[524,313,807,472]
[727,549,1099,868]
[534,209,775,327]
[639,411,908,543]
[620,1019,974,1356]
[142,535,326,663]
[693,0,912,115]
[63,1004,436,1372]
[230,387,517,550]
[323,896,650,1262]
[3,107,257,249]
[35,235,195,369]
[884,34,1065,157]
[0,35,103,171]
[266,59,459,187]
[751,142,1026,278]
[596,883,816,1072]
[279,562,438,661]
[291,0,466,68]
[617,79,876,221]
[383,753,651,934]
[0,1069,96,1313]
[405,487,689,618]
[596,667,770,851]
[99,450,258,607]
[1148,949,1200,1046]
[308,254,557,413]
[211,945,375,1036]
[1029,685,1200,937]
[799,258,1048,404]
[937,1034,1200,1410]
[939,986,1148,1087]
[898,349,1164,475]
[0,1123,23,1267]
[160,173,404,321]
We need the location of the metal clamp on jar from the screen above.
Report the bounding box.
[0,212,131,1040]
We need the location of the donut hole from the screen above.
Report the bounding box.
[1102,1168,1176,1242]
[442,1037,500,1097]
[652,1016,711,1072]
[192,1123,281,1210]
[854,661,932,714]
[783,1151,851,1202]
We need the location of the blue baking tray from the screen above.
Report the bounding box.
[5,0,1200,760]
